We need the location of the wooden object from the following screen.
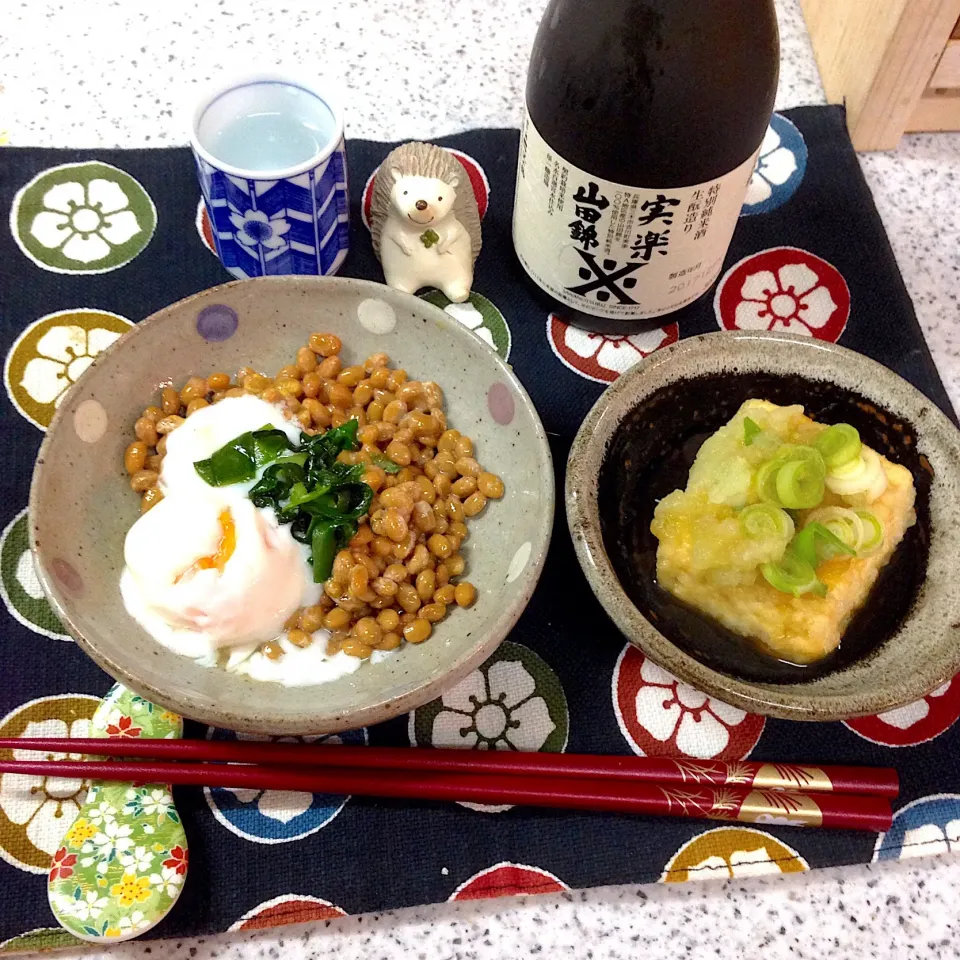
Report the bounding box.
[800,0,960,149]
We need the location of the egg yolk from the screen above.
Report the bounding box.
[177,510,236,581]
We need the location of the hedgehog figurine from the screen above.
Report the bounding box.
[370,142,482,302]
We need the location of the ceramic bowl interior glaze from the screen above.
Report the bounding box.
[30,277,554,734]
[566,331,960,721]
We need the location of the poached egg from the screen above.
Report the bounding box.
[121,396,320,665]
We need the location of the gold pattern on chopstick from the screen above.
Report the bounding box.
[751,764,834,792]
[658,786,718,819]
[707,787,740,819]
[721,761,754,785]
[672,759,726,784]
[736,790,824,827]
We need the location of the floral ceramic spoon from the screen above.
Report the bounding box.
[47,684,188,942]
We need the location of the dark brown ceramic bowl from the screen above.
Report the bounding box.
[566,331,960,721]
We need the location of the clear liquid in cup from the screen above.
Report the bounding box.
[197,81,337,172]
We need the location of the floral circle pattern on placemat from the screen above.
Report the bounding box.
[546,313,679,384]
[409,641,568,812]
[418,289,512,360]
[204,728,367,843]
[10,162,156,274]
[613,646,765,760]
[874,794,960,861]
[0,927,86,953]
[844,676,960,747]
[229,894,347,931]
[409,641,568,753]
[448,863,569,901]
[661,826,809,882]
[362,149,490,229]
[741,114,808,217]
[714,247,850,341]
[4,308,133,430]
[0,508,70,641]
[196,199,218,256]
[0,694,99,874]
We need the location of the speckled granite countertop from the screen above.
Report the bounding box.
[5,0,960,957]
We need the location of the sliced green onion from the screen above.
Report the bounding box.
[775,457,826,509]
[807,506,862,552]
[761,553,823,597]
[756,446,827,509]
[756,460,784,506]
[825,447,888,501]
[743,417,762,446]
[814,423,862,469]
[855,510,884,554]
[778,445,827,476]
[739,503,794,541]
[792,522,857,568]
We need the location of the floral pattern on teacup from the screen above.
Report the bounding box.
[229,208,291,251]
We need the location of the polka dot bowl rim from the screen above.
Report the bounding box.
[28,276,555,735]
[566,330,960,722]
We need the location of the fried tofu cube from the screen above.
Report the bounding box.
[652,400,917,664]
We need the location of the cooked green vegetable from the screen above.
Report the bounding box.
[739,503,794,541]
[761,552,824,597]
[193,426,294,486]
[775,458,825,510]
[196,417,372,582]
[814,423,861,470]
[743,417,762,446]
[855,510,884,553]
[806,506,884,556]
[791,521,856,568]
[370,452,403,475]
[756,445,826,510]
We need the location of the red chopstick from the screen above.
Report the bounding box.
[0,738,899,797]
[0,757,892,831]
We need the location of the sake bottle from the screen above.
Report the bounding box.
[513,0,780,333]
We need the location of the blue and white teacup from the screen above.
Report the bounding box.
[190,73,349,279]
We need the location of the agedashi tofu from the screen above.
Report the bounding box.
[651,400,917,664]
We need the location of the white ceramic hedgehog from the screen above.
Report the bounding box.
[370,142,482,302]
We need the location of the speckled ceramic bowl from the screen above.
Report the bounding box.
[30,277,554,735]
[567,330,960,721]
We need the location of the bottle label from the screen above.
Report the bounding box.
[513,110,761,321]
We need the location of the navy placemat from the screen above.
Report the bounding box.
[0,105,958,950]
